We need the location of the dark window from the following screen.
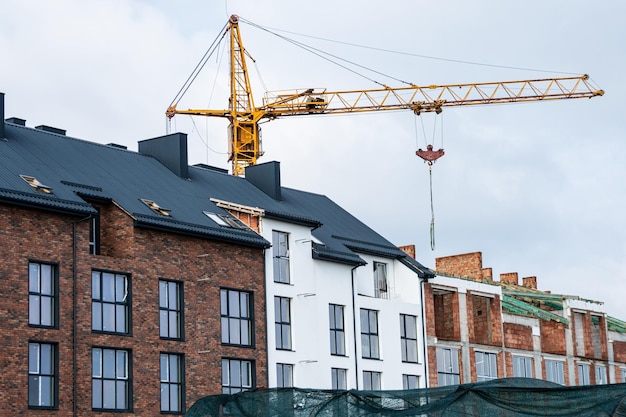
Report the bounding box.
[160,353,184,413]
[400,314,419,363]
[329,304,346,356]
[221,359,254,394]
[331,368,347,390]
[160,280,183,340]
[28,262,57,328]
[373,262,388,299]
[89,211,100,255]
[360,309,379,359]
[437,347,460,386]
[272,231,290,284]
[92,347,131,411]
[275,296,292,350]
[220,289,253,346]
[363,371,381,390]
[28,342,57,408]
[92,271,130,334]
[402,374,419,389]
[276,363,293,388]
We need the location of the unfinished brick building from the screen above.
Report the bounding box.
[423,251,626,387]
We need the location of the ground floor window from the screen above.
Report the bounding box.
[331,368,348,390]
[437,347,460,386]
[160,353,184,412]
[28,342,57,408]
[276,363,293,388]
[363,370,381,390]
[92,347,130,411]
[222,358,253,394]
[545,359,565,385]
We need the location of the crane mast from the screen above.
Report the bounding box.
[166,15,604,176]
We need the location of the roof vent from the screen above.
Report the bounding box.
[20,174,53,194]
[5,117,26,126]
[35,125,66,136]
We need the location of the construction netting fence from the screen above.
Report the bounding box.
[185,378,626,417]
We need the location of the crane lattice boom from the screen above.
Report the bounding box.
[166,15,604,176]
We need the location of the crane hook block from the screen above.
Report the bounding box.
[416,144,445,165]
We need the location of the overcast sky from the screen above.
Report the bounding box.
[2,1,624,318]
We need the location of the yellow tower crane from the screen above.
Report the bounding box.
[166,14,604,177]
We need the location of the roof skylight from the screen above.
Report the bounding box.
[20,174,52,194]
[141,199,171,216]
[204,211,249,229]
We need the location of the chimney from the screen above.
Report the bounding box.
[0,92,4,139]
[522,276,537,289]
[138,132,189,178]
[500,272,519,286]
[245,161,282,201]
[481,267,493,281]
[435,252,484,281]
[399,244,416,259]
[35,125,66,136]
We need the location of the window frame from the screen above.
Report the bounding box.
[373,261,388,299]
[28,341,58,409]
[276,363,294,388]
[272,230,290,284]
[221,358,255,394]
[329,304,346,356]
[363,370,382,390]
[545,359,565,385]
[274,296,292,350]
[595,365,608,385]
[159,279,184,341]
[220,288,254,347]
[436,346,460,386]
[160,352,185,413]
[360,309,380,359]
[578,363,590,385]
[92,347,132,411]
[28,261,59,328]
[512,355,533,378]
[475,351,498,382]
[91,270,131,335]
[402,374,420,390]
[331,368,348,390]
[400,314,419,363]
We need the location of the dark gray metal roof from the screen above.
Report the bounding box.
[0,121,434,276]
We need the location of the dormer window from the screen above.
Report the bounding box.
[204,211,248,229]
[141,199,171,216]
[20,175,52,194]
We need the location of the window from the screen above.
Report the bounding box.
[222,359,253,394]
[545,359,565,385]
[513,356,533,378]
[141,198,171,216]
[89,211,100,255]
[402,374,419,390]
[28,342,57,408]
[160,353,184,413]
[363,371,381,390]
[360,309,380,359]
[160,280,183,340]
[29,262,57,327]
[204,211,249,229]
[272,231,290,284]
[400,314,419,363]
[437,347,460,386]
[331,368,348,390]
[578,363,590,385]
[329,304,346,356]
[475,351,497,382]
[275,297,292,350]
[92,271,130,334]
[276,363,293,388]
[373,262,388,299]
[621,368,626,383]
[92,347,130,411]
[220,289,253,346]
[595,365,607,385]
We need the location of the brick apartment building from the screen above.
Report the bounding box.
[0,93,270,415]
[422,251,626,387]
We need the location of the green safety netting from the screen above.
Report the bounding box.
[185,378,626,417]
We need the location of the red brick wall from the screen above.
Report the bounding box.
[503,323,534,351]
[613,341,626,363]
[467,293,502,347]
[540,320,567,355]
[0,202,267,415]
[435,252,484,280]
